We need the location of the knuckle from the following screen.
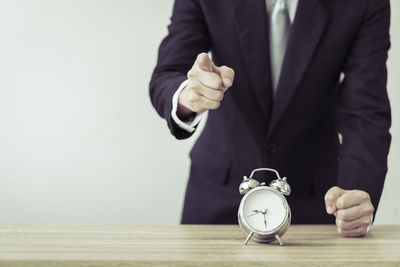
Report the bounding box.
[364,205,374,216]
[370,205,375,213]
[324,193,334,201]
[187,69,195,78]
[332,186,342,193]
[326,186,340,198]
[336,198,346,209]
[363,192,371,201]
[190,80,202,93]
[211,101,221,110]
[187,80,196,90]
[357,190,370,201]
[357,227,367,236]
[228,69,235,79]
[214,79,223,89]
[216,91,224,101]
[369,203,375,212]
[226,66,234,76]
[220,65,235,79]
[220,65,230,74]
[362,218,371,226]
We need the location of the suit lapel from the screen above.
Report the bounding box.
[267,0,329,139]
[234,0,273,122]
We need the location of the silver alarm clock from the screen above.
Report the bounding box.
[238,168,291,246]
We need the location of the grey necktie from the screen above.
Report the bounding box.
[269,0,290,95]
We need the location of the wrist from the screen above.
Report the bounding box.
[177,104,196,122]
[177,87,196,121]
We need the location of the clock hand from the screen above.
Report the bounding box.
[263,213,267,229]
[247,210,261,218]
[261,209,268,214]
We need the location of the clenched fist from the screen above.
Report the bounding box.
[177,53,235,120]
[325,186,374,237]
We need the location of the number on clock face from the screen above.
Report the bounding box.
[243,188,287,232]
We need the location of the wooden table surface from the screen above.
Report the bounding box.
[0,225,399,266]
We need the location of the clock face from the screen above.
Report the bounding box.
[241,187,288,233]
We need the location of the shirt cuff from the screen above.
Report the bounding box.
[171,79,204,133]
[366,214,374,234]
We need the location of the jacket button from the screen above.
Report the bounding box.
[267,144,277,154]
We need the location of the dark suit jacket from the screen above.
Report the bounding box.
[149,0,391,224]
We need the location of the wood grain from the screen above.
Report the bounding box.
[0,225,399,266]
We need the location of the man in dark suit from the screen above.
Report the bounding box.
[150,0,391,237]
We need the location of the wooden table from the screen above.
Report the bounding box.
[0,225,399,266]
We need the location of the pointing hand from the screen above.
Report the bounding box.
[177,53,235,120]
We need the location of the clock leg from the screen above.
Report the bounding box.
[275,235,283,246]
[244,232,254,245]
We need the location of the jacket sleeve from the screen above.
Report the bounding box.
[149,0,211,140]
[336,0,391,214]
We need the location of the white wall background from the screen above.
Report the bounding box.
[0,0,398,225]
